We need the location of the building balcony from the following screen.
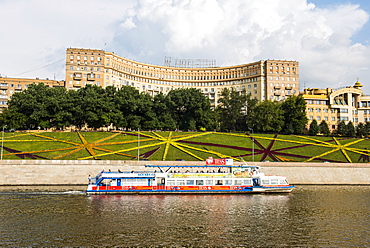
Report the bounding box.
[274,92,281,96]
[285,86,292,90]
[87,74,95,81]
[73,73,82,80]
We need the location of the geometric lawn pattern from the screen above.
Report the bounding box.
[1,131,369,163]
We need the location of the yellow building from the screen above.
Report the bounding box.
[302,80,370,130]
[0,77,65,112]
[65,48,299,108]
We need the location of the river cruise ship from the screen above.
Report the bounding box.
[86,159,294,194]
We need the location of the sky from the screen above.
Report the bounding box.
[0,0,370,93]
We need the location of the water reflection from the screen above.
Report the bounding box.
[0,186,369,247]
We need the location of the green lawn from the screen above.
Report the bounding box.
[1,131,369,163]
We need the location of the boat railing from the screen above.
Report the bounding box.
[168,172,234,178]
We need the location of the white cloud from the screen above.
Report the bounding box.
[0,0,369,93]
[111,0,370,92]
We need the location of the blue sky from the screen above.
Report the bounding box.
[313,0,370,44]
[0,0,369,93]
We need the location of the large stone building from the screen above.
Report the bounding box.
[302,80,370,130]
[65,48,300,108]
[1,48,369,132]
[0,77,65,112]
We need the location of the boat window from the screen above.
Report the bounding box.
[225,180,232,185]
[243,179,252,185]
[121,179,148,186]
[271,179,279,185]
[279,179,288,185]
[205,180,213,185]
[167,180,176,186]
[186,180,195,185]
[196,180,204,186]
[216,180,223,185]
[262,179,270,185]
[100,179,111,186]
[177,180,185,186]
[234,180,243,185]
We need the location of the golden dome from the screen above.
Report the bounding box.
[354,79,363,88]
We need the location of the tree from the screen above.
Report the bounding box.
[153,93,176,130]
[113,86,155,130]
[365,122,370,136]
[245,94,258,130]
[74,85,114,129]
[281,95,308,134]
[216,88,247,131]
[337,121,347,136]
[308,119,319,135]
[346,121,355,137]
[166,88,214,130]
[0,109,27,130]
[252,100,284,133]
[319,120,330,136]
[8,83,54,129]
[356,122,367,137]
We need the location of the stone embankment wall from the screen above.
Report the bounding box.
[1,160,369,185]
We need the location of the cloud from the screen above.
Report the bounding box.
[0,0,369,93]
[112,0,370,92]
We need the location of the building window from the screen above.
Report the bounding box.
[317,116,321,121]
[316,108,321,112]
[332,117,336,121]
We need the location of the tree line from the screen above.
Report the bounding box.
[1,83,369,137]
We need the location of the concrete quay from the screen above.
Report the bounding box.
[1,160,369,185]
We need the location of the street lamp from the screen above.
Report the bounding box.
[1,125,7,160]
[248,127,254,162]
[137,127,140,162]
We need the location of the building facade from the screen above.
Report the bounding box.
[65,48,300,108]
[302,80,370,130]
[0,77,65,112]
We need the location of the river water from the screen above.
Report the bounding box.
[0,185,369,247]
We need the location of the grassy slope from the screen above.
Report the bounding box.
[1,131,369,163]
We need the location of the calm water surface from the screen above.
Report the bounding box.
[0,185,369,247]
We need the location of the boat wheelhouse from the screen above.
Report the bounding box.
[86,162,294,194]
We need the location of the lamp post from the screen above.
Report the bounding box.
[1,125,6,160]
[137,127,140,162]
[248,127,254,162]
